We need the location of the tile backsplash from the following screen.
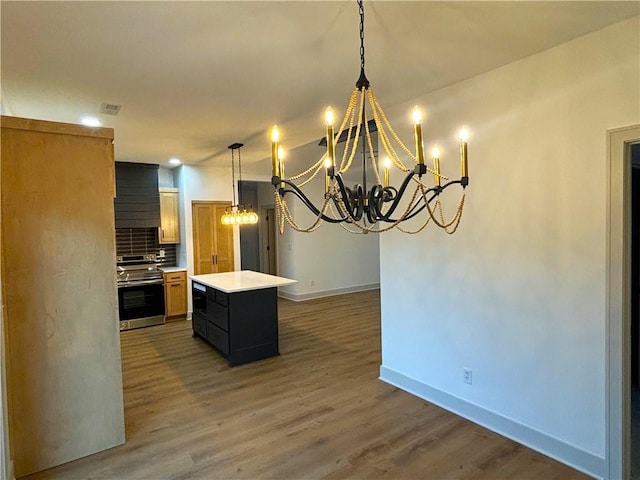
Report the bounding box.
[115,228,176,266]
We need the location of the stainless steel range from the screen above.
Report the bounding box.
[116,254,165,331]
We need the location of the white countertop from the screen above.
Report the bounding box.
[190,270,297,293]
[160,266,187,273]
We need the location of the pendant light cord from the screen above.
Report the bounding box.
[231,148,237,206]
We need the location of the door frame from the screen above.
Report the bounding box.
[607,124,640,480]
[260,207,277,275]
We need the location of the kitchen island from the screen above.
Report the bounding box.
[190,271,297,366]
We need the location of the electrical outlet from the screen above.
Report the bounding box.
[310,280,315,287]
[463,368,472,385]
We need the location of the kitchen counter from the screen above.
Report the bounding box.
[190,270,296,293]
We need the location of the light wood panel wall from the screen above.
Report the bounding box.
[0,125,10,480]
[0,116,125,477]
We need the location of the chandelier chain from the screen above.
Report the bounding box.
[358,0,365,72]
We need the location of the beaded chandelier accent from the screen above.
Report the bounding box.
[269,0,470,234]
[221,143,258,226]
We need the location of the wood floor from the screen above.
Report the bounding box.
[23,290,590,480]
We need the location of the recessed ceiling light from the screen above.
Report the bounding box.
[169,158,181,165]
[80,116,101,127]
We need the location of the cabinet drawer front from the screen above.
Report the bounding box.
[215,290,228,306]
[192,313,206,338]
[165,272,186,282]
[206,321,229,355]
[208,300,229,331]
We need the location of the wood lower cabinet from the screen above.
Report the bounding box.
[192,283,278,366]
[164,270,187,320]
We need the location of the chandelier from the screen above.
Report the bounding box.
[269,0,469,234]
[221,142,258,226]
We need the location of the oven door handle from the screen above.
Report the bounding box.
[118,279,164,287]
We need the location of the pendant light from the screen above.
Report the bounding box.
[221,142,258,226]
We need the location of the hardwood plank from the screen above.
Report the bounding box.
[21,290,590,480]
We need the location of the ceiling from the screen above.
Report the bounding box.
[2,1,638,169]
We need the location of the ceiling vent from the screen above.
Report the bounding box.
[100,103,121,115]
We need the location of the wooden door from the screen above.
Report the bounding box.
[192,201,234,274]
[214,206,234,272]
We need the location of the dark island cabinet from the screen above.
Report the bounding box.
[192,282,279,366]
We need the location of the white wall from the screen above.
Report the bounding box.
[175,165,237,311]
[158,166,175,188]
[379,17,639,479]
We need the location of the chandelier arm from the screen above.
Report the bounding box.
[327,180,359,223]
[278,194,326,233]
[396,188,435,234]
[278,181,349,223]
[367,185,398,221]
[327,202,362,233]
[399,179,463,221]
[334,173,366,221]
[352,184,365,222]
[329,191,356,225]
[367,185,384,222]
[372,176,461,224]
[335,184,422,233]
[366,192,380,224]
[279,190,333,232]
[373,169,417,220]
[397,188,440,222]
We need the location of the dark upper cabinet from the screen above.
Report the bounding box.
[115,162,160,228]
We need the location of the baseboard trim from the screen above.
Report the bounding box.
[379,365,605,479]
[278,283,379,302]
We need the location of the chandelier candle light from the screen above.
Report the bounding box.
[221,143,258,226]
[269,0,470,234]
